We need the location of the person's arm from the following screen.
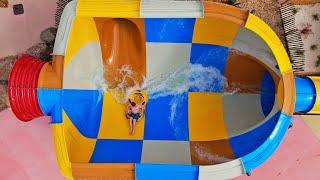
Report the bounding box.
[141,106,146,116]
[126,103,131,114]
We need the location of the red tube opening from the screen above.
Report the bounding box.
[8,55,46,122]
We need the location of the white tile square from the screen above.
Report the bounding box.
[141,140,191,165]
[223,93,265,137]
[146,43,192,80]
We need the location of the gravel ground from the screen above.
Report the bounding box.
[206,0,286,44]
[0,55,17,111]
[0,85,8,111]
[281,0,320,4]
[237,0,286,44]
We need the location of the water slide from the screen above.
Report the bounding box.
[7,1,320,179]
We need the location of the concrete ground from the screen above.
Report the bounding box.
[236,115,320,180]
[0,0,56,56]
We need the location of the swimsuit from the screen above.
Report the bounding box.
[127,112,141,120]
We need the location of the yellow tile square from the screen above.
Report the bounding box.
[98,92,145,140]
[62,111,96,162]
[192,18,240,47]
[188,92,228,141]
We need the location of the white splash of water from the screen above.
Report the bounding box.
[145,63,226,99]
[144,63,228,138]
[224,81,260,95]
[92,65,108,104]
[169,98,178,125]
[93,61,233,102]
[223,87,240,96]
[115,65,136,90]
[145,63,189,100]
[92,65,108,92]
[189,64,225,92]
[92,62,244,138]
[92,64,146,104]
[193,145,233,164]
[168,95,188,139]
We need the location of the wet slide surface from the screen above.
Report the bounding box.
[57,17,281,166]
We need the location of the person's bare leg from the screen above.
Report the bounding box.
[132,120,137,134]
[129,118,133,134]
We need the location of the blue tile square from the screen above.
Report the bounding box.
[144,93,189,141]
[90,140,143,163]
[260,72,276,116]
[145,18,195,43]
[229,112,280,158]
[189,43,229,92]
[190,43,229,72]
[136,164,199,180]
[38,88,62,124]
[62,89,103,138]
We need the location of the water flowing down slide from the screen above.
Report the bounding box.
[7,1,320,179]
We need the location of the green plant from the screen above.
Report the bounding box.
[312,14,319,21]
[310,44,318,50]
[316,55,320,67]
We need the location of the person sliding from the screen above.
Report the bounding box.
[125,90,147,135]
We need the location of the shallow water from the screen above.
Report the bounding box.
[145,63,231,135]
[92,62,246,130]
[146,63,228,99]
